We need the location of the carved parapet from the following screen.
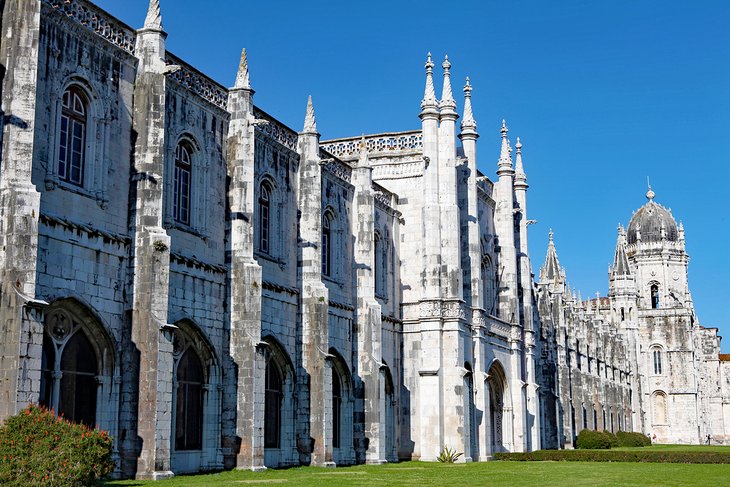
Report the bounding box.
[319,153,352,183]
[252,107,298,151]
[165,53,229,111]
[371,159,425,180]
[321,130,423,160]
[44,0,136,54]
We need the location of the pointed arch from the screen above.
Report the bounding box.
[487,360,509,452]
[261,335,297,466]
[328,348,353,464]
[40,298,116,428]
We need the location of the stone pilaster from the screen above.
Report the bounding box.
[350,144,385,464]
[0,0,42,421]
[296,97,332,466]
[128,7,174,478]
[226,49,265,471]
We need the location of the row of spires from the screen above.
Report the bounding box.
[143,0,524,178]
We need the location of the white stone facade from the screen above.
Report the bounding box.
[0,0,726,481]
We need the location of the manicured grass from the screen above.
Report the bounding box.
[106,460,730,486]
[613,444,730,453]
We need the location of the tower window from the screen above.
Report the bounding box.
[651,283,660,309]
[322,211,333,277]
[59,87,88,186]
[652,348,663,375]
[173,142,193,225]
[258,182,272,254]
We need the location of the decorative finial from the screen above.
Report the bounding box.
[515,137,522,153]
[144,0,163,30]
[421,52,437,112]
[303,95,317,134]
[234,48,251,90]
[460,76,477,133]
[440,55,456,112]
[549,229,554,242]
[646,177,655,202]
[514,136,526,184]
[497,120,513,172]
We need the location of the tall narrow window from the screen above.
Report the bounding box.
[59,87,87,186]
[258,182,272,254]
[265,360,283,448]
[322,212,333,277]
[653,348,663,375]
[174,142,192,225]
[582,406,587,429]
[651,283,660,309]
[332,367,342,448]
[374,232,384,296]
[176,348,204,450]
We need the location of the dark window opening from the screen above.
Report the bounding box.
[174,142,192,225]
[176,348,204,451]
[332,367,342,448]
[322,212,332,277]
[264,359,283,448]
[259,183,272,254]
[58,330,98,427]
[59,87,87,186]
[651,284,660,309]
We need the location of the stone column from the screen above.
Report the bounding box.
[296,97,332,466]
[0,0,42,422]
[129,7,174,478]
[226,49,265,471]
[350,144,386,463]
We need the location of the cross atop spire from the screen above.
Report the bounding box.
[460,76,477,134]
[144,0,163,30]
[302,95,318,135]
[420,52,438,115]
[646,177,655,201]
[233,48,252,90]
[440,55,456,114]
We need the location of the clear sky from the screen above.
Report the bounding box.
[94,0,730,348]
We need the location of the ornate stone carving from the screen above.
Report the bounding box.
[44,0,136,54]
[252,107,298,151]
[321,131,423,159]
[165,53,228,110]
[319,155,352,183]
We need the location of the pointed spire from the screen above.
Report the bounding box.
[540,229,563,284]
[357,134,369,167]
[144,0,163,30]
[302,95,318,135]
[233,48,251,90]
[514,137,527,187]
[440,55,456,114]
[460,76,477,134]
[497,120,514,174]
[611,224,632,278]
[420,52,438,114]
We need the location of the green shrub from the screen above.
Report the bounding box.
[575,429,612,449]
[616,431,652,447]
[602,430,619,448]
[495,450,730,463]
[0,404,115,486]
[437,446,463,463]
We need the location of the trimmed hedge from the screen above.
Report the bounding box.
[495,450,730,463]
[575,429,612,449]
[617,431,652,447]
[0,404,115,486]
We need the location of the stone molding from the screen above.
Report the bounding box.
[165,53,229,111]
[253,107,298,152]
[39,213,130,247]
[321,131,423,160]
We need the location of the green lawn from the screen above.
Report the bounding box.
[612,444,730,453]
[107,459,730,487]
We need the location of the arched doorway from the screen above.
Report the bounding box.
[464,363,477,460]
[382,365,396,462]
[487,362,507,453]
[262,336,297,468]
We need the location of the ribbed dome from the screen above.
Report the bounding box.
[627,200,678,244]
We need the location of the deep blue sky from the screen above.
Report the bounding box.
[95,0,730,348]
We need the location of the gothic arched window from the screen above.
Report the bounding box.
[322,211,334,277]
[173,141,193,225]
[258,182,272,254]
[332,367,342,448]
[175,348,204,450]
[39,307,112,428]
[265,359,283,448]
[650,283,660,309]
[481,256,495,314]
[59,86,88,186]
[652,346,664,375]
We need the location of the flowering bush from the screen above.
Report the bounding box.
[0,404,115,486]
